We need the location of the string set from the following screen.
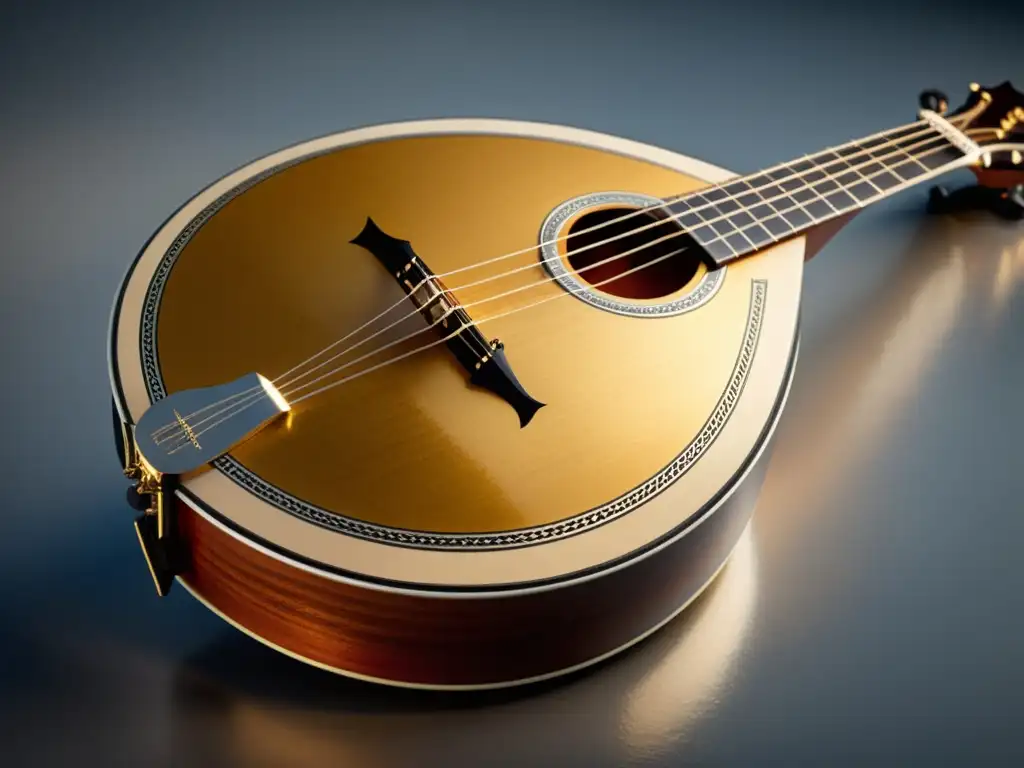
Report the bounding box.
[152,113,995,452]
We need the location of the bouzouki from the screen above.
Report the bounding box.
[109,82,1024,689]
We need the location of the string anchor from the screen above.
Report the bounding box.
[114,404,185,597]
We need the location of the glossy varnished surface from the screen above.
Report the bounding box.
[173,425,765,688]
[114,119,805,587]
[2,2,1022,765]
[154,134,743,533]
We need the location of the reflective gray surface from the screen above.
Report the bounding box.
[1,2,1022,765]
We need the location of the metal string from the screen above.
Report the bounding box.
[161,129,993,451]
[165,242,693,454]
[151,117,969,440]
[150,102,994,441]
[157,124,993,446]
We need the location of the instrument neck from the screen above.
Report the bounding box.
[672,119,974,266]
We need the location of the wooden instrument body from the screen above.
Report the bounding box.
[109,119,806,688]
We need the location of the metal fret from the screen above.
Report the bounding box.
[671,121,966,265]
[724,181,783,246]
[770,161,843,220]
[694,189,749,261]
[796,155,861,214]
[863,130,934,181]
[664,196,737,263]
[754,172,808,238]
[844,141,904,192]
[696,186,780,254]
[731,174,810,235]
[824,146,885,203]
[721,180,782,243]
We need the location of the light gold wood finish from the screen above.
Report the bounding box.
[156,134,743,533]
[111,119,803,588]
[105,91,1024,685]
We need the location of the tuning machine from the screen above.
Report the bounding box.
[919,89,949,114]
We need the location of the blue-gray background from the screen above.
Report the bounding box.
[1,1,1021,765]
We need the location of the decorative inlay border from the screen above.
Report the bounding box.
[210,279,765,549]
[538,191,725,317]
[138,148,765,551]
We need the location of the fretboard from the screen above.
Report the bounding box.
[668,122,970,265]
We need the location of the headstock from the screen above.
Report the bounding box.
[948,81,1024,175]
[920,81,1024,220]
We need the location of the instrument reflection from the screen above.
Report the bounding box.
[107,214,1022,766]
[166,522,758,767]
[753,212,1023,628]
[990,236,1024,322]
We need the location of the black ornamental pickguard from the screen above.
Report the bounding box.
[350,217,545,428]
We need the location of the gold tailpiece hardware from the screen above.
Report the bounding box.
[119,417,183,598]
[114,372,288,597]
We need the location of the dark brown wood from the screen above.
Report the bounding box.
[803,212,859,262]
[972,168,1024,189]
[174,448,764,687]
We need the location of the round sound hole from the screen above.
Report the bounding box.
[538,191,724,318]
[565,207,702,300]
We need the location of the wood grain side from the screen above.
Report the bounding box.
[174,446,763,689]
[803,212,859,262]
